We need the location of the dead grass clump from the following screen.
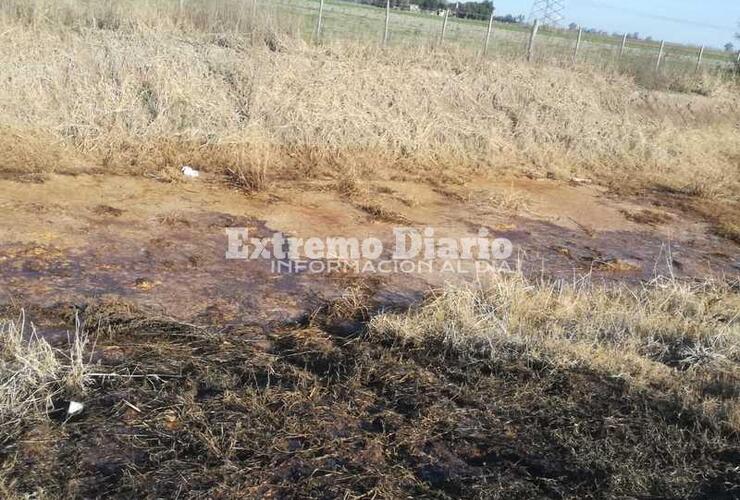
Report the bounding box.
[620,208,673,226]
[354,201,410,224]
[0,129,84,176]
[0,312,91,449]
[0,316,59,438]
[334,173,367,199]
[712,220,740,244]
[468,187,531,214]
[370,273,740,428]
[226,165,269,194]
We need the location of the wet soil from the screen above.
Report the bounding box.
[1,172,739,498]
[0,173,736,328]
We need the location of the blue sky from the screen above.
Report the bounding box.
[493,0,739,49]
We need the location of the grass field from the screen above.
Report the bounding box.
[273,0,736,70]
[0,0,738,497]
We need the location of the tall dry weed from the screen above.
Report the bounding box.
[370,273,740,428]
[0,0,737,200]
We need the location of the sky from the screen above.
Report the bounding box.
[493,0,740,49]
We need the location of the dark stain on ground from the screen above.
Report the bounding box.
[2,305,738,498]
[487,216,738,282]
[0,210,737,330]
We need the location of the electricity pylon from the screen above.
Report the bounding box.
[529,0,565,27]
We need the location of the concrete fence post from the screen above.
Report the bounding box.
[656,40,665,71]
[695,45,704,72]
[572,27,582,64]
[439,9,449,46]
[383,0,390,47]
[527,20,539,62]
[315,0,324,42]
[618,33,627,59]
[483,8,495,56]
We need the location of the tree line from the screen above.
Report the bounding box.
[355,0,524,24]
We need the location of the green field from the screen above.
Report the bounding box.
[268,0,735,72]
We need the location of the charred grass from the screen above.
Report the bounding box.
[1,276,738,498]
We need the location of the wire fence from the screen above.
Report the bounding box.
[266,0,739,85]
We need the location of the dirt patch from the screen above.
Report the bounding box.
[0,173,737,325]
[0,172,738,498]
[620,208,674,226]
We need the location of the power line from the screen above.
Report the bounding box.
[578,0,737,31]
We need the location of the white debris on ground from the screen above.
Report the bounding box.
[181,165,200,178]
[570,177,592,184]
[67,400,84,416]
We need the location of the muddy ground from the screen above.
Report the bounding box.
[0,172,736,325]
[1,171,738,498]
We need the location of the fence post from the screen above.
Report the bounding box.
[572,27,582,64]
[382,0,390,47]
[618,33,627,59]
[526,20,539,62]
[483,7,495,56]
[656,40,665,71]
[315,0,325,42]
[695,45,704,72]
[439,9,449,46]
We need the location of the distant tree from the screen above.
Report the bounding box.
[568,22,578,31]
[725,42,735,52]
[492,13,524,24]
[453,1,493,20]
[417,0,446,10]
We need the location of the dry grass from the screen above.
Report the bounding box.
[713,220,740,244]
[370,273,740,429]
[0,315,59,439]
[2,284,738,496]
[0,0,737,202]
[466,186,531,214]
[226,165,270,194]
[0,312,91,447]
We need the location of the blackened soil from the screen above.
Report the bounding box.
[3,303,738,499]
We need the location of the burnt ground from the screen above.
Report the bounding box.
[1,172,739,498]
[3,299,739,499]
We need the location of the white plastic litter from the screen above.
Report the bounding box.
[67,400,84,416]
[570,177,592,184]
[181,165,200,178]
